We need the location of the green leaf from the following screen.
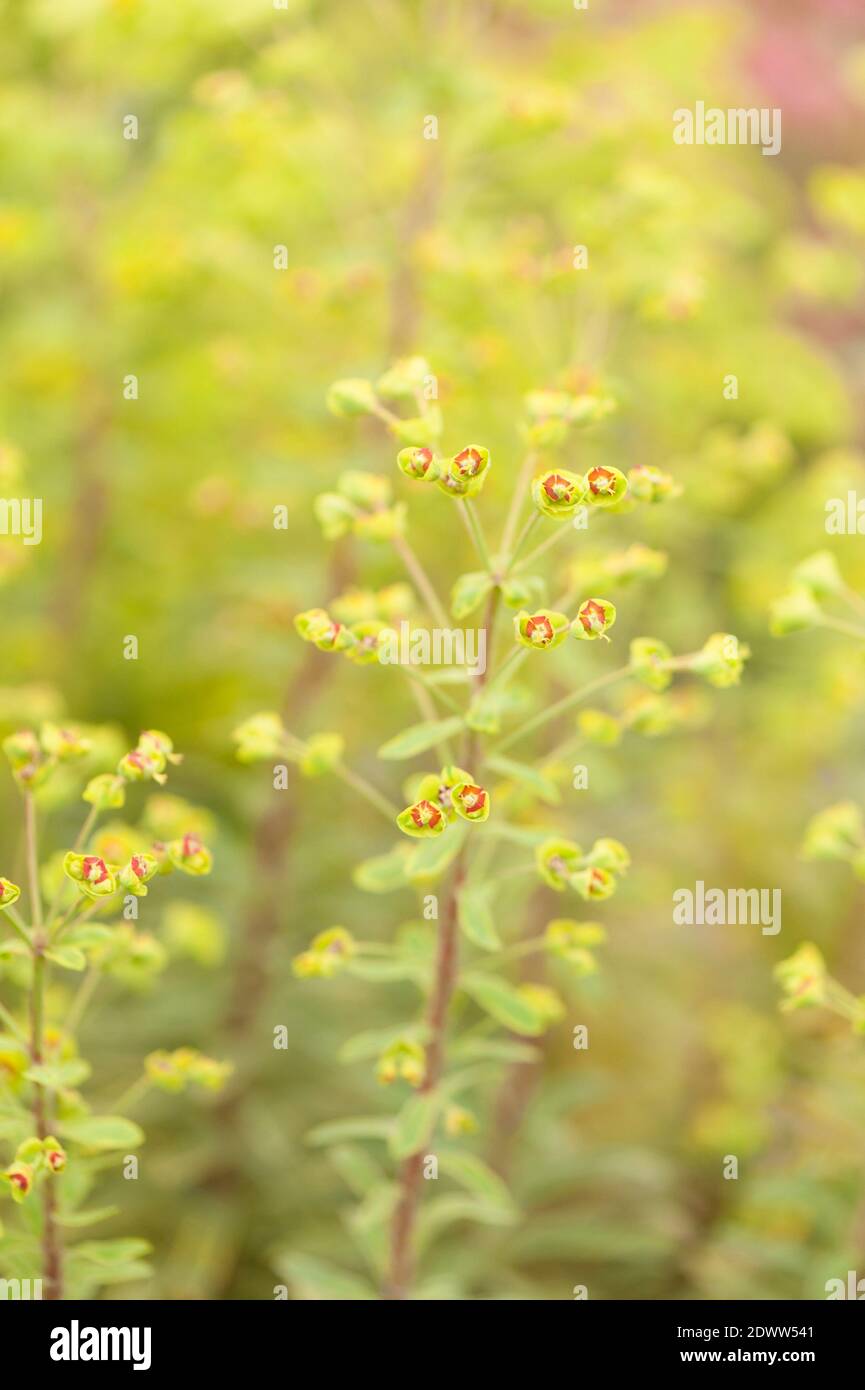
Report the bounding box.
[63,925,114,949]
[407,821,467,883]
[377,716,464,761]
[45,945,87,972]
[327,1144,385,1198]
[462,973,546,1036]
[273,1252,377,1301]
[57,1205,120,1228]
[450,570,493,620]
[486,754,561,804]
[437,1148,517,1212]
[352,845,411,894]
[24,1058,92,1089]
[450,1036,540,1064]
[58,1115,145,1150]
[74,1237,152,1265]
[416,1194,517,1252]
[0,939,30,960]
[457,883,500,950]
[306,1116,393,1147]
[389,1089,442,1160]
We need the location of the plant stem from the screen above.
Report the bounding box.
[0,997,26,1041]
[491,664,632,755]
[391,534,450,630]
[64,965,100,1034]
[112,1074,152,1115]
[499,452,536,557]
[24,794,43,932]
[511,519,574,575]
[457,499,492,571]
[819,614,865,641]
[386,847,468,1299]
[333,762,399,821]
[2,905,32,950]
[504,511,540,571]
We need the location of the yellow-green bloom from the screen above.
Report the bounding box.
[397,798,448,838]
[343,620,386,665]
[630,636,673,691]
[3,1161,33,1203]
[292,926,356,979]
[531,468,584,519]
[40,723,91,761]
[518,984,566,1026]
[577,709,621,745]
[167,834,213,876]
[0,878,21,910]
[397,445,440,481]
[536,838,582,891]
[299,732,345,776]
[572,597,616,641]
[326,377,378,417]
[82,773,127,810]
[376,1038,426,1087]
[42,1136,66,1174]
[570,866,616,901]
[118,853,159,897]
[627,465,680,503]
[585,837,630,874]
[769,588,821,636]
[582,464,628,507]
[775,943,827,1011]
[233,712,287,763]
[63,852,117,899]
[691,633,749,688]
[802,802,864,861]
[515,609,570,651]
[437,445,491,499]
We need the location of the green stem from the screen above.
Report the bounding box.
[333,762,399,821]
[504,512,540,572]
[499,452,536,557]
[818,614,865,641]
[511,520,574,575]
[24,794,43,931]
[64,965,100,1034]
[491,664,632,755]
[112,1074,152,1115]
[391,533,450,630]
[46,803,100,927]
[0,997,26,1041]
[2,905,32,950]
[458,499,493,571]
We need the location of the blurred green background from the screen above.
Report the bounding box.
[2,0,865,1299]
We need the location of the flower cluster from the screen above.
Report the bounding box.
[144,1048,233,1093]
[313,471,406,543]
[536,837,630,901]
[2,723,90,789]
[398,444,491,499]
[1,1136,67,1204]
[292,926,357,978]
[397,766,490,838]
[770,550,863,638]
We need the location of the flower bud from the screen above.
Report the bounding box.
[388,408,443,448]
[585,837,630,874]
[40,723,91,761]
[2,729,47,788]
[535,837,582,891]
[627,465,680,503]
[63,852,117,898]
[690,633,749,688]
[570,866,616,901]
[791,551,844,600]
[145,1049,187,1092]
[82,773,127,810]
[117,748,166,786]
[500,574,546,610]
[769,588,821,636]
[582,465,628,507]
[299,732,345,776]
[338,471,392,511]
[326,377,378,417]
[397,446,440,482]
[3,1162,33,1202]
[313,491,356,539]
[376,1038,426,1087]
[629,636,673,691]
[167,833,213,876]
[530,469,584,519]
[292,926,356,978]
[0,878,21,910]
[450,781,490,823]
[515,609,570,651]
[185,1054,234,1091]
[802,802,864,861]
[604,544,669,584]
[397,798,448,838]
[437,445,491,499]
[444,1104,478,1136]
[118,853,159,897]
[353,502,407,541]
[544,917,606,969]
[376,356,432,401]
[576,709,621,746]
[572,597,617,641]
[42,1136,66,1174]
[294,609,353,653]
[232,712,287,763]
[774,943,826,1010]
[343,620,385,665]
[416,765,472,823]
[519,983,566,1027]
[138,730,182,767]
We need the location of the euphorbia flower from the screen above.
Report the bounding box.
[415,764,474,823]
[232,712,287,763]
[118,853,159,897]
[397,445,440,482]
[689,633,749,688]
[515,609,570,650]
[451,781,490,823]
[531,469,584,519]
[82,773,127,810]
[168,833,213,876]
[397,798,448,838]
[63,852,117,899]
[376,1038,426,1087]
[3,1162,33,1202]
[630,636,673,691]
[43,1136,67,1173]
[544,918,606,972]
[437,445,491,498]
[584,838,630,874]
[775,943,827,1011]
[294,608,353,653]
[582,464,628,507]
[343,619,386,665]
[292,926,356,978]
[117,748,167,786]
[0,877,21,910]
[627,465,680,503]
[570,866,616,901]
[40,723,91,761]
[572,597,616,641]
[535,838,583,891]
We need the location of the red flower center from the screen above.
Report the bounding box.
[587,466,615,495]
[454,447,483,477]
[526,615,553,645]
[460,785,486,813]
[542,473,574,503]
[131,855,146,878]
[410,800,442,829]
[579,600,607,633]
[182,834,201,858]
[10,1172,28,1191]
[82,856,109,883]
[413,448,433,473]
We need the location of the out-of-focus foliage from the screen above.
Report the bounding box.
[1,0,865,1300]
